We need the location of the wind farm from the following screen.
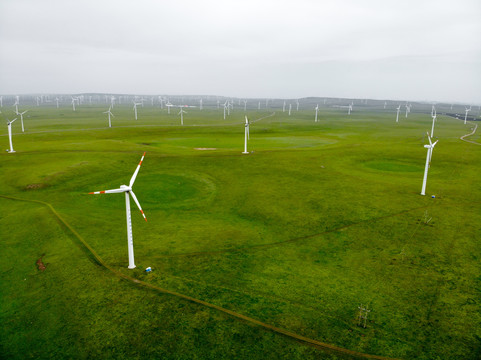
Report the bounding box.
[0,95,479,360]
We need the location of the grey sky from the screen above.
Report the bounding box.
[1,0,480,104]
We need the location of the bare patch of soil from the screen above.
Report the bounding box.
[25,183,47,190]
[36,254,47,271]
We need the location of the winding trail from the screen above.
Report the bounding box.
[460,124,480,145]
[0,193,399,360]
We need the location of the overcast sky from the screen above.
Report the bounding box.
[1,0,480,104]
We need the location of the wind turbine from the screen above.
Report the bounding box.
[242,116,250,154]
[178,106,187,125]
[384,101,387,109]
[315,104,319,122]
[283,101,286,112]
[133,102,141,120]
[166,101,173,114]
[464,106,471,124]
[199,98,203,110]
[243,100,247,112]
[55,97,60,108]
[71,97,77,111]
[223,101,227,120]
[111,96,116,109]
[296,99,299,111]
[395,105,401,123]
[258,101,261,110]
[430,113,437,138]
[348,102,353,115]
[0,96,3,107]
[6,118,17,153]
[16,110,28,132]
[89,152,147,269]
[103,106,115,128]
[421,133,438,196]
[12,100,18,114]
[288,103,292,116]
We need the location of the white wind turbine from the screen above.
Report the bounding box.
[431,105,436,117]
[166,101,173,114]
[55,97,60,108]
[223,101,228,120]
[421,133,438,196]
[296,99,299,111]
[16,110,28,132]
[133,102,142,120]
[111,96,116,108]
[464,106,471,124]
[71,97,78,111]
[288,103,292,116]
[0,96,3,107]
[89,152,147,269]
[283,101,286,112]
[178,106,187,125]
[430,113,437,138]
[199,98,203,110]
[315,104,319,122]
[242,116,250,154]
[103,106,115,128]
[395,105,401,123]
[13,100,19,114]
[6,118,17,153]
[348,102,353,115]
[384,101,387,109]
[243,100,247,112]
[258,101,261,110]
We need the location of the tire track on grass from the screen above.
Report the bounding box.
[0,193,399,360]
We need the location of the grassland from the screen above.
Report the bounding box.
[1,100,480,359]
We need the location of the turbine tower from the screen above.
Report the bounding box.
[89,152,147,269]
[396,105,401,123]
[315,104,319,122]
[421,133,438,196]
[6,118,17,153]
[242,116,250,154]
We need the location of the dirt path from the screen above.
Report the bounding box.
[460,124,480,145]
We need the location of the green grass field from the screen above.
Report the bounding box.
[1,101,480,359]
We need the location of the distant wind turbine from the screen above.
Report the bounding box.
[464,106,471,124]
[420,133,438,196]
[396,105,401,123]
[283,101,286,112]
[199,98,203,110]
[288,103,292,116]
[315,104,319,122]
[430,113,437,138]
[242,116,250,154]
[133,102,141,120]
[166,101,173,114]
[6,118,17,153]
[55,97,60,108]
[178,106,187,125]
[296,99,299,111]
[16,110,28,132]
[103,106,115,128]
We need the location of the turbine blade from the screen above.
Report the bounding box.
[129,152,146,187]
[129,191,147,221]
[89,188,125,194]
